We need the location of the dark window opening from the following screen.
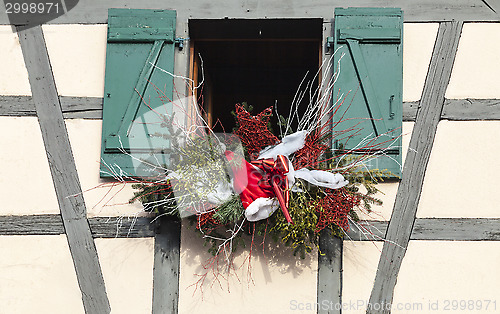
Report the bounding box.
[189,19,323,133]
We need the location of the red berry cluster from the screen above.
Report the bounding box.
[314,188,361,233]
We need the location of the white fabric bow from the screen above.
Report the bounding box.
[246,130,348,221]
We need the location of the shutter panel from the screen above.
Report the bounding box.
[100,9,176,177]
[333,8,403,177]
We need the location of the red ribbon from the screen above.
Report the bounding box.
[251,155,293,224]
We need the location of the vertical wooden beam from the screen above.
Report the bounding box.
[152,216,181,314]
[366,21,463,314]
[318,231,342,314]
[318,21,343,313]
[17,25,111,314]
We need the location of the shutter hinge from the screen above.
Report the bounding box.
[175,37,189,50]
[325,37,334,54]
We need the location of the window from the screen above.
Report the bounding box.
[99,8,403,177]
[189,19,323,132]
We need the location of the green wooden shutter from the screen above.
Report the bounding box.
[100,8,176,177]
[333,8,403,177]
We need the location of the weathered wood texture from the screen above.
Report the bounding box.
[16,25,111,314]
[347,219,500,241]
[2,215,500,240]
[2,97,499,121]
[0,215,155,237]
[90,216,155,237]
[317,231,342,314]
[442,98,500,120]
[152,216,181,314]
[0,96,102,118]
[367,21,463,314]
[0,0,499,23]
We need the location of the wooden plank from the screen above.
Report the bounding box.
[402,101,419,121]
[0,96,102,118]
[0,95,35,116]
[442,98,500,120]
[367,21,463,314]
[346,219,500,241]
[152,215,181,314]
[0,215,155,237]
[60,96,103,119]
[1,215,500,240]
[411,218,500,240]
[16,25,111,314]
[2,96,500,121]
[89,216,155,238]
[317,230,343,314]
[0,0,498,24]
[0,214,65,235]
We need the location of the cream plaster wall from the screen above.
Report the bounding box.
[65,119,144,217]
[0,235,84,314]
[403,23,438,102]
[178,223,318,314]
[342,241,383,314]
[95,238,154,314]
[0,26,31,95]
[418,121,500,218]
[0,236,154,314]
[0,117,59,214]
[393,241,500,313]
[43,24,107,97]
[446,23,500,99]
[343,241,500,314]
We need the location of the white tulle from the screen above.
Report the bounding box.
[294,168,348,189]
[258,130,307,159]
[245,197,279,221]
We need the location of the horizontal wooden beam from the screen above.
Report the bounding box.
[1,215,500,240]
[0,96,102,119]
[347,218,500,241]
[442,98,500,120]
[0,0,499,23]
[0,215,155,237]
[2,96,499,120]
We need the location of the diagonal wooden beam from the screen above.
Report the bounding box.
[17,25,111,314]
[366,21,463,314]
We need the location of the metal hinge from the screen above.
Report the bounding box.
[325,37,334,54]
[174,37,189,50]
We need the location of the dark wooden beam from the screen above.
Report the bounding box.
[346,218,500,241]
[0,214,154,237]
[0,0,498,23]
[442,98,500,120]
[2,96,499,121]
[366,21,464,314]
[152,216,181,314]
[0,96,102,118]
[2,215,500,240]
[16,25,111,314]
[317,230,343,314]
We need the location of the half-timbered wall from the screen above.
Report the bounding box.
[1,1,499,313]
